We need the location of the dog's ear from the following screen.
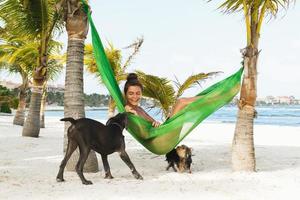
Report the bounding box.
[106,113,122,125]
[115,112,126,121]
[106,112,128,129]
[106,117,113,125]
[181,144,188,149]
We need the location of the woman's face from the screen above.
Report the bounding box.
[126,85,142,106]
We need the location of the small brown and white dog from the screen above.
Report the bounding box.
[165,145,192,173]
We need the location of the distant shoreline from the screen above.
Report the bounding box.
[0,106,109,115]
[44,106,108,111]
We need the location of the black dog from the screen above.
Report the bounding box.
[165,145,192,173]
[165,149,179,172]
[56,113,143,185]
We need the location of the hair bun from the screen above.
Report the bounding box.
[127,73,138,82]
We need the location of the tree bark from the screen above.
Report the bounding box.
[64,38,99,172]
[22,87,43,137]
[22,53,47,136]
[232,45,258,172]
[63,1,99,172]
[40,84,47,128]
[13,73,28,126]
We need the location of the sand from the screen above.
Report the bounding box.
[1,115,299,200]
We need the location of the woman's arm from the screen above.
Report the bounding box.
[138,107,161,128]
[125,105,160,127]
[125,105,137,115]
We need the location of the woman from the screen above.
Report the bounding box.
[124,73,200,127]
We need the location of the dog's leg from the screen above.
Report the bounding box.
[119,150,143,180]
[166,162,177,172]
[75,146,92,185]
[101,155,112,179]
[166,162,171,171]
[101,154,114,179]
[187,163,192,173]
[177,161,185,173]
[56,139,78,182]
[171,163,177,172]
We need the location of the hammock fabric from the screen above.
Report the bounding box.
[83,2,243,155]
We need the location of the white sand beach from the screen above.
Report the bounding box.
[0,115,300,200]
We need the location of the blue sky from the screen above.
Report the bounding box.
[2,0,300,98]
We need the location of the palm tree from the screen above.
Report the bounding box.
[214,0,294,171]
[0,0,64,137]
[84,37,218,118]
[136,71,220,118]
[22,0,64,137]
[0,60,31,127]
[40,57,64,128]
[0,32,35,126]
[56,0,98,172]
[85,37,144,117]
[0,22,63,127]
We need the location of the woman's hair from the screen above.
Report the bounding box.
[124,73,143,94]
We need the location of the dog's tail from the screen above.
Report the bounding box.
[60,117,77,125]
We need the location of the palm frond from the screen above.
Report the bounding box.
[84,42,123,84]
[175,71,221,98]
[0,0,63,47]
[46,59,63,81]
[84,44,100,81]
[216,0,294,17]
[47,0,65,36]
[8,43,38,65]
[115,73,128,82]
[47,39,63,54]
[122,37,144,71]
[136,71,176,116]
[105,42,122,75]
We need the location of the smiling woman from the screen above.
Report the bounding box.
[124,73,161,127]
[123,73,202,127]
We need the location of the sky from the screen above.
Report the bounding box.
[1,0,299,98]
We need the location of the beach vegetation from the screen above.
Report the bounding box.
[214,0,295,172]
[0,85,18,113]
[0,0,65,136]
[84,37,144,117]
[136,70,220,119]
[84,38,220,119]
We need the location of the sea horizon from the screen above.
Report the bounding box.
[45,104,300,127]
[2,104,299,127]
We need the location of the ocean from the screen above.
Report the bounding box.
[45,105,300,127]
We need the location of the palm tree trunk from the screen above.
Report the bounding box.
[13,73,28,126]
[22,86,43,137]
[62,0,98,173]
[40,83,47,128]
[22,21,49,137]
[232,45,258,171]
[64,39,99,172]
[108,96,116,118]
[22,48,48,137]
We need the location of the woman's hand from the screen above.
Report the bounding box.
[125,105,137,115]
[152,120,161,128]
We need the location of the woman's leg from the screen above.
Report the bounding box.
[168,96,201,118]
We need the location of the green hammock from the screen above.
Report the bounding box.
[83,2,243,155]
